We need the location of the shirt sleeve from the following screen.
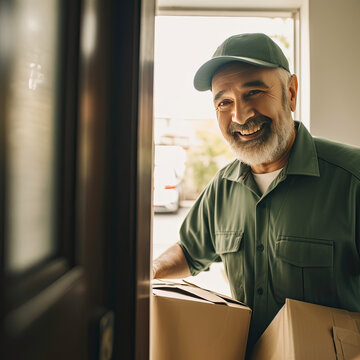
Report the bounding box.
[178,182,221,276]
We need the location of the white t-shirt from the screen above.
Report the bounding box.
[252,168,283,194]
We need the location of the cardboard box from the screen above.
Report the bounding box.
[151,280,252,360]
[251,299,360,360]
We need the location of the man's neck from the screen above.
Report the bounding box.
[251,127,296,174]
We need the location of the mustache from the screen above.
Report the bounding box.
[228,116,271,134]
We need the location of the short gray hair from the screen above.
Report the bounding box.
[277,68,292,111]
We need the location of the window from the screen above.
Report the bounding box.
[2,0,78,312]
[5,0,62,274]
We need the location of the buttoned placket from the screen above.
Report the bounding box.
[241,169,288,338]
[252,196,270,334]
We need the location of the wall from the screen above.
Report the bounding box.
[309,0,360,146]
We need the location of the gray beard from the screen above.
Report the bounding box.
[228,117,294,167]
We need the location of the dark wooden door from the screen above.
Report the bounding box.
[0,0,154,359]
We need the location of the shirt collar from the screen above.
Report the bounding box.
[286,121,320,177]
[222,121,320,183]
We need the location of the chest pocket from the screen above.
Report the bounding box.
[273,236,335,306]
[215,231,244,299]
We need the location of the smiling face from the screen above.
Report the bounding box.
[211,62,298,171]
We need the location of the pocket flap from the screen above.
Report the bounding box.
[215,231,243,254]
[276,237,333,267]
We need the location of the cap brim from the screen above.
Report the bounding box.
[193,56,279,91]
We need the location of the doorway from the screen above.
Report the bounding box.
[152,12,296,295]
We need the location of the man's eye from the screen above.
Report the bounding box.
[247,90,262,97]
[217,99,232,109]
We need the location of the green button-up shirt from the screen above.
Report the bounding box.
[179,121,360,346]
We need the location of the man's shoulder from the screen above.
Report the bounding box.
[314,136,360,179]
[203,159,240,190]
[217,158,240,180]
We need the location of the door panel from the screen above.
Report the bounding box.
[3,268,87,359]
[1,0,154,359]
[0,0,88,359]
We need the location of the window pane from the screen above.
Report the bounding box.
[5,0,61,273]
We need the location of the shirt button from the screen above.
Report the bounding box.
[257,288,263,295]
[257,244,264,252]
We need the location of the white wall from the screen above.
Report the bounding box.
[309,0,360,146]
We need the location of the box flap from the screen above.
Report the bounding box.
[182,279,248,307]
[332,311,359,333]
[152,281,229,305]
[153,280,246,306]
[333,326,360,360]
[152,288,210,304]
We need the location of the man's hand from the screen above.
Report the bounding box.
[152,243,191,279]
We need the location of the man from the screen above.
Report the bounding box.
[153,33,360,349]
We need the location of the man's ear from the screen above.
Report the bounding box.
[289,74,298,112]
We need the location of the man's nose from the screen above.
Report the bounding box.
[232,100,255,125]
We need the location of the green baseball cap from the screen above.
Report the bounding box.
[193,33,290,91]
